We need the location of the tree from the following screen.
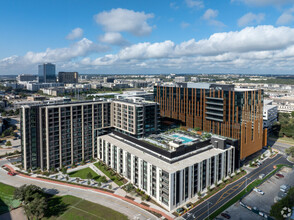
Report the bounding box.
[65,175,69,181]
[125,183,134,192]
[285,146,294,157]
[291,111,294,118]
[24,193,47,220]
[61,167,67,175]
[14,184,48,220]
[6,141,12,146]
[197,192,201,198]
[99,176,107,183]
[268,146,273,154]
[87,172,93,180]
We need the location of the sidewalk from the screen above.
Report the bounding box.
[4,164,174,220]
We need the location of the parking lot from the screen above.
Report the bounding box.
[216,202,264,220]
[242,166,294,214]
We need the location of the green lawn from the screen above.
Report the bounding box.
[94,162,124,186]
[68,168,100,181]
[0,182,21,215]
[44,195,128,220]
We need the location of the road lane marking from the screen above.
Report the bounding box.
[194,155,283,220]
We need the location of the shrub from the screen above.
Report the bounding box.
[125,183,134,192]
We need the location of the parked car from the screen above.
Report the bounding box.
[221,213,231,219]
[276,173,284,178]
[7,171,16,176]
[259,174,265,179]
[253,188,265,195]
[186,203,192,210]
[256,162,262,166]
[280,184,290,193]
[176,207,186,215]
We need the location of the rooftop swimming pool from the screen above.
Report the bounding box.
[172,134,195,144]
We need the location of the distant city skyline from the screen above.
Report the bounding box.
[1,0,294,75]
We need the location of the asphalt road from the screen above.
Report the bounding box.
[0,159,158,220]
[182,154,293,220]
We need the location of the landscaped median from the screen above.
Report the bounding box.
[206,164,291,220]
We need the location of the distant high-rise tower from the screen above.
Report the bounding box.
[58,72,78,83]
[38,63,56,83]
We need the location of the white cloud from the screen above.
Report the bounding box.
[238,13,265,27]
[0,38,108,73]
[4,25,294,74]
[232,0,294,7]
[99,32,129,46]
[180,22,190,29]
[66,28,84,40]
[185,0,204,9]
[94,8,154,36]
[202,9,225,27]
[203,9,218,20]
[78,25,294,73]
[277,8,294,25]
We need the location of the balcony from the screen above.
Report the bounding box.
[206,111,223,117]
[205,116,223,122]
[206,106,223,111]
[206,102,223,106]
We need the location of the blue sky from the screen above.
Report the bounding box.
[1,0,294,74]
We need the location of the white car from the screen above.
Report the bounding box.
[253,188,265,195]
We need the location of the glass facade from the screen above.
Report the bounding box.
[38,63,56,83]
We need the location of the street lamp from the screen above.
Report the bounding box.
[207,201,213,220]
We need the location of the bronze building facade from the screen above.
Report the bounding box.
[154,83,267,160]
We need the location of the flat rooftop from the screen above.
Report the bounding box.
[100,132,229,172]
[158,82,260,91]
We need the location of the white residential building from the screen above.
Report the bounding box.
[174,76,186,83]
[97,132,235,211]
[263,100,278,133]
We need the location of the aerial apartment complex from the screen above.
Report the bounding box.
[154,82,267,160]
[21,83,260,210]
